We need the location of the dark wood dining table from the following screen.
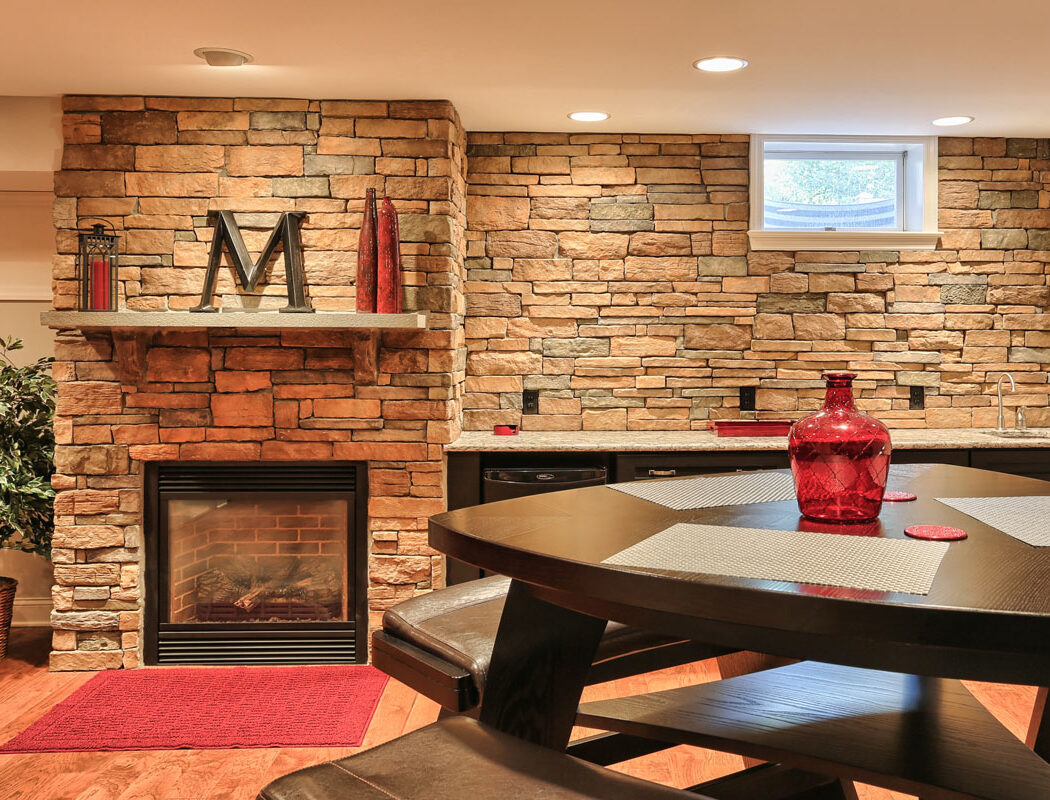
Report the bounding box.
[428,463,1050,800]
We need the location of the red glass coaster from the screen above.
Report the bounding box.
[905,525,967,541]
[883,490,917,502]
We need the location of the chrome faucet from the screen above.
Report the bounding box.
[996,373,1016,431]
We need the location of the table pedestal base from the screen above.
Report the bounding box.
[579,660,1050,799]
[479,580,605,749]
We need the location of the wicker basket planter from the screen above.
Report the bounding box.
[0,577,16,661]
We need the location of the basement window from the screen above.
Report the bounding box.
[748,135,941,251]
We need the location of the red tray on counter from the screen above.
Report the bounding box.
[709,420,794,437]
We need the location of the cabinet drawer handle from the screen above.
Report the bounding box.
[648,469,677,477]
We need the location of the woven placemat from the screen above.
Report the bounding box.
[937,496,1050,547]
[603,523,949,595]
[608,471,796,511]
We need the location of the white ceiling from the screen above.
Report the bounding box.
[2,0,1049,136]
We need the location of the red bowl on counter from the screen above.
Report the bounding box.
[709,420,794,437]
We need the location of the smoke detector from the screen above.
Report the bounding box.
[194,47,254,67]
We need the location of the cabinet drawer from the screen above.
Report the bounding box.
[615,451,789,482]
[892,449,969,467]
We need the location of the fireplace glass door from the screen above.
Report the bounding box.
[167,496,349,625]
[147,463,366,666]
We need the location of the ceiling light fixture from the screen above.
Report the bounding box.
[568,111,610,122]
[931,115,974,127]
[693,56,748,73]
[194,47,254,67]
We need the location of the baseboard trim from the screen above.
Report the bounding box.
[10,597,51,627]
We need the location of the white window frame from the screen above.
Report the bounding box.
[748,134,941,251]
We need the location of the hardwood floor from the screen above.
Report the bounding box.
[0,628,1039,800]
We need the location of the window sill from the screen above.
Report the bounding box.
[747,230,941,252]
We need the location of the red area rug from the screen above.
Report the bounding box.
[0,665,388,753]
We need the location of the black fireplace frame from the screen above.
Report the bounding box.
[143,461,368,665]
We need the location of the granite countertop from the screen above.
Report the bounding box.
[446,428,1050,452]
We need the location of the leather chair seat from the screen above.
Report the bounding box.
[257,717,707,800]
[373,575,729,712]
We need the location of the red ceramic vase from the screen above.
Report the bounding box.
[356,189,378,313]
[788,372,891,523]
[376,197,402,314]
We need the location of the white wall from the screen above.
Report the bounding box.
[0,96,62,184]
[0,191,54,301]
[0,96,62,626]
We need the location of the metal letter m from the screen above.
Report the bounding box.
[192,210,313,313]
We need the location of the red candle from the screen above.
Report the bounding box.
[356,189,378,313]
[90,258,110,310]
[376,197,402,314]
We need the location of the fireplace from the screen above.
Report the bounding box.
[144,462,368,666]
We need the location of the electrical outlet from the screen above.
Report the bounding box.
[522,389,540,415]
[909,386,925,410]
[739,386,757,412]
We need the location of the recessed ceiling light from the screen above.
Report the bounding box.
[568,111,610,122]
[693,56,748,73]
[931,115,974,127]
[194,47,254,67]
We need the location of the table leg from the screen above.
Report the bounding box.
[907,676,941,800]
[716,651,797,769]
[822,781,859,800]
[478,579,606,749]
[1026,686,1049,760]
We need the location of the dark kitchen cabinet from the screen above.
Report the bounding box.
[970,448,1050,481]
[890,449,968,467]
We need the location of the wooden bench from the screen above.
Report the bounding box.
[256,717,710,800]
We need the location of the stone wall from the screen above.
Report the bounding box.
[47,99,1050,668]
[49,96,466,670]
[463,133,1050,431]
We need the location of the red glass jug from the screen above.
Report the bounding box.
[788,373,891,523]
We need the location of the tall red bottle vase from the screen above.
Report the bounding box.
[788,372,892,523]
[376,196,402,314]
[356,189,378,313]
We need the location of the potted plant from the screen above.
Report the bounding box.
[0,337,56,659]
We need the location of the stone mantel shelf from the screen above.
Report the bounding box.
[40,310,427,331]
[40,311,427,384]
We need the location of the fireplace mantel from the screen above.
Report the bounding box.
[40,310,427,331]
[41,310,427,384]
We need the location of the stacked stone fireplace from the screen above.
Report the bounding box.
[48,96,467,670]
